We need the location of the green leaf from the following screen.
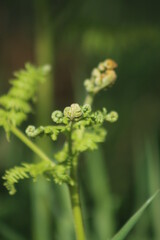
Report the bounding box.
[26,125,66,141]
[0,63,51,136]
[0,95,32,113]
[111,190,160,240]
[3,162,54,195]
[54,143,69,163]
[3,160,73,195]
[72,127,106,153]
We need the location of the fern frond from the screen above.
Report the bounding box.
[26,104,117,159]
[0,95,32,113]
[0,109,27,135]
[26,125,67,141]
[0,63,51,134]
[3,165,30,195]
[72,127,107,153]
[3,162,51,195]
[3,161,73,195]
[84,59,117,94]
[54,143,69,163]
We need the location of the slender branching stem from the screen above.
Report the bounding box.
[68,121,86,240]
[84,93,94,106]
[68,93,95,240]
[68,121,73,157]
[11,126,54,166]
[69,163,86,240]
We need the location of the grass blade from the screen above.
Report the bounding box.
[145,138,160,239]
[111,190,160,240]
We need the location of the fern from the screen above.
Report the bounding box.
[54,143,69,163]
[3,162,50,195]
[1,60,118,195]
[3,162,73,195]
[3,164,31,195]
[0,63,50,135]
[1,59,119,240]
[2,102,118,195]
[72,127,106,153]
[1,59,158,240]
[26,104,118,167]
[84,59,117,94]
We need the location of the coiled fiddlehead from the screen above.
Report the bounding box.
[84,59,117,94]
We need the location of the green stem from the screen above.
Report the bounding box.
[68,91,95,239]
[11,126,54,166]
[69,163,86,240]
[84,93,94,105]
[68,121,86,240]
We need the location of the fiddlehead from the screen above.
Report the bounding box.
[84,59,117,94]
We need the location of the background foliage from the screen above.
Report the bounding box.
[0,0,160,239]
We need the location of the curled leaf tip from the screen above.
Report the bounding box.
[51,110,63,123]
[64,103,82,121]
[106,111,118,123]
[84,58,118,94]
[26,125,44,137]
[82,104,92,115]
[104,59,118,70]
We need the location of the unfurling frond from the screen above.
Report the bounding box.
[26,104,118,141]
[84,59,117,94]
[0,63,51,136]
[26,125,67,141]
[26,103,118,167]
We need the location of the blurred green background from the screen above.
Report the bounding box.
[0,0,160,239]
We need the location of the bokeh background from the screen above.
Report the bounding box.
[0,1,160,240]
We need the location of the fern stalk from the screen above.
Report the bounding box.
[84,93,94,106]
[67,92,96,240]
[69,163,86,240]
[83,89,115,238]
[67,60,118,239]
[68,119,86,240]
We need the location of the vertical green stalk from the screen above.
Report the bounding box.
[32,0,54,240]
[68,122,86,240]
[67,92,96,240]
[69,164,86,240]
[84,93,94,106]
